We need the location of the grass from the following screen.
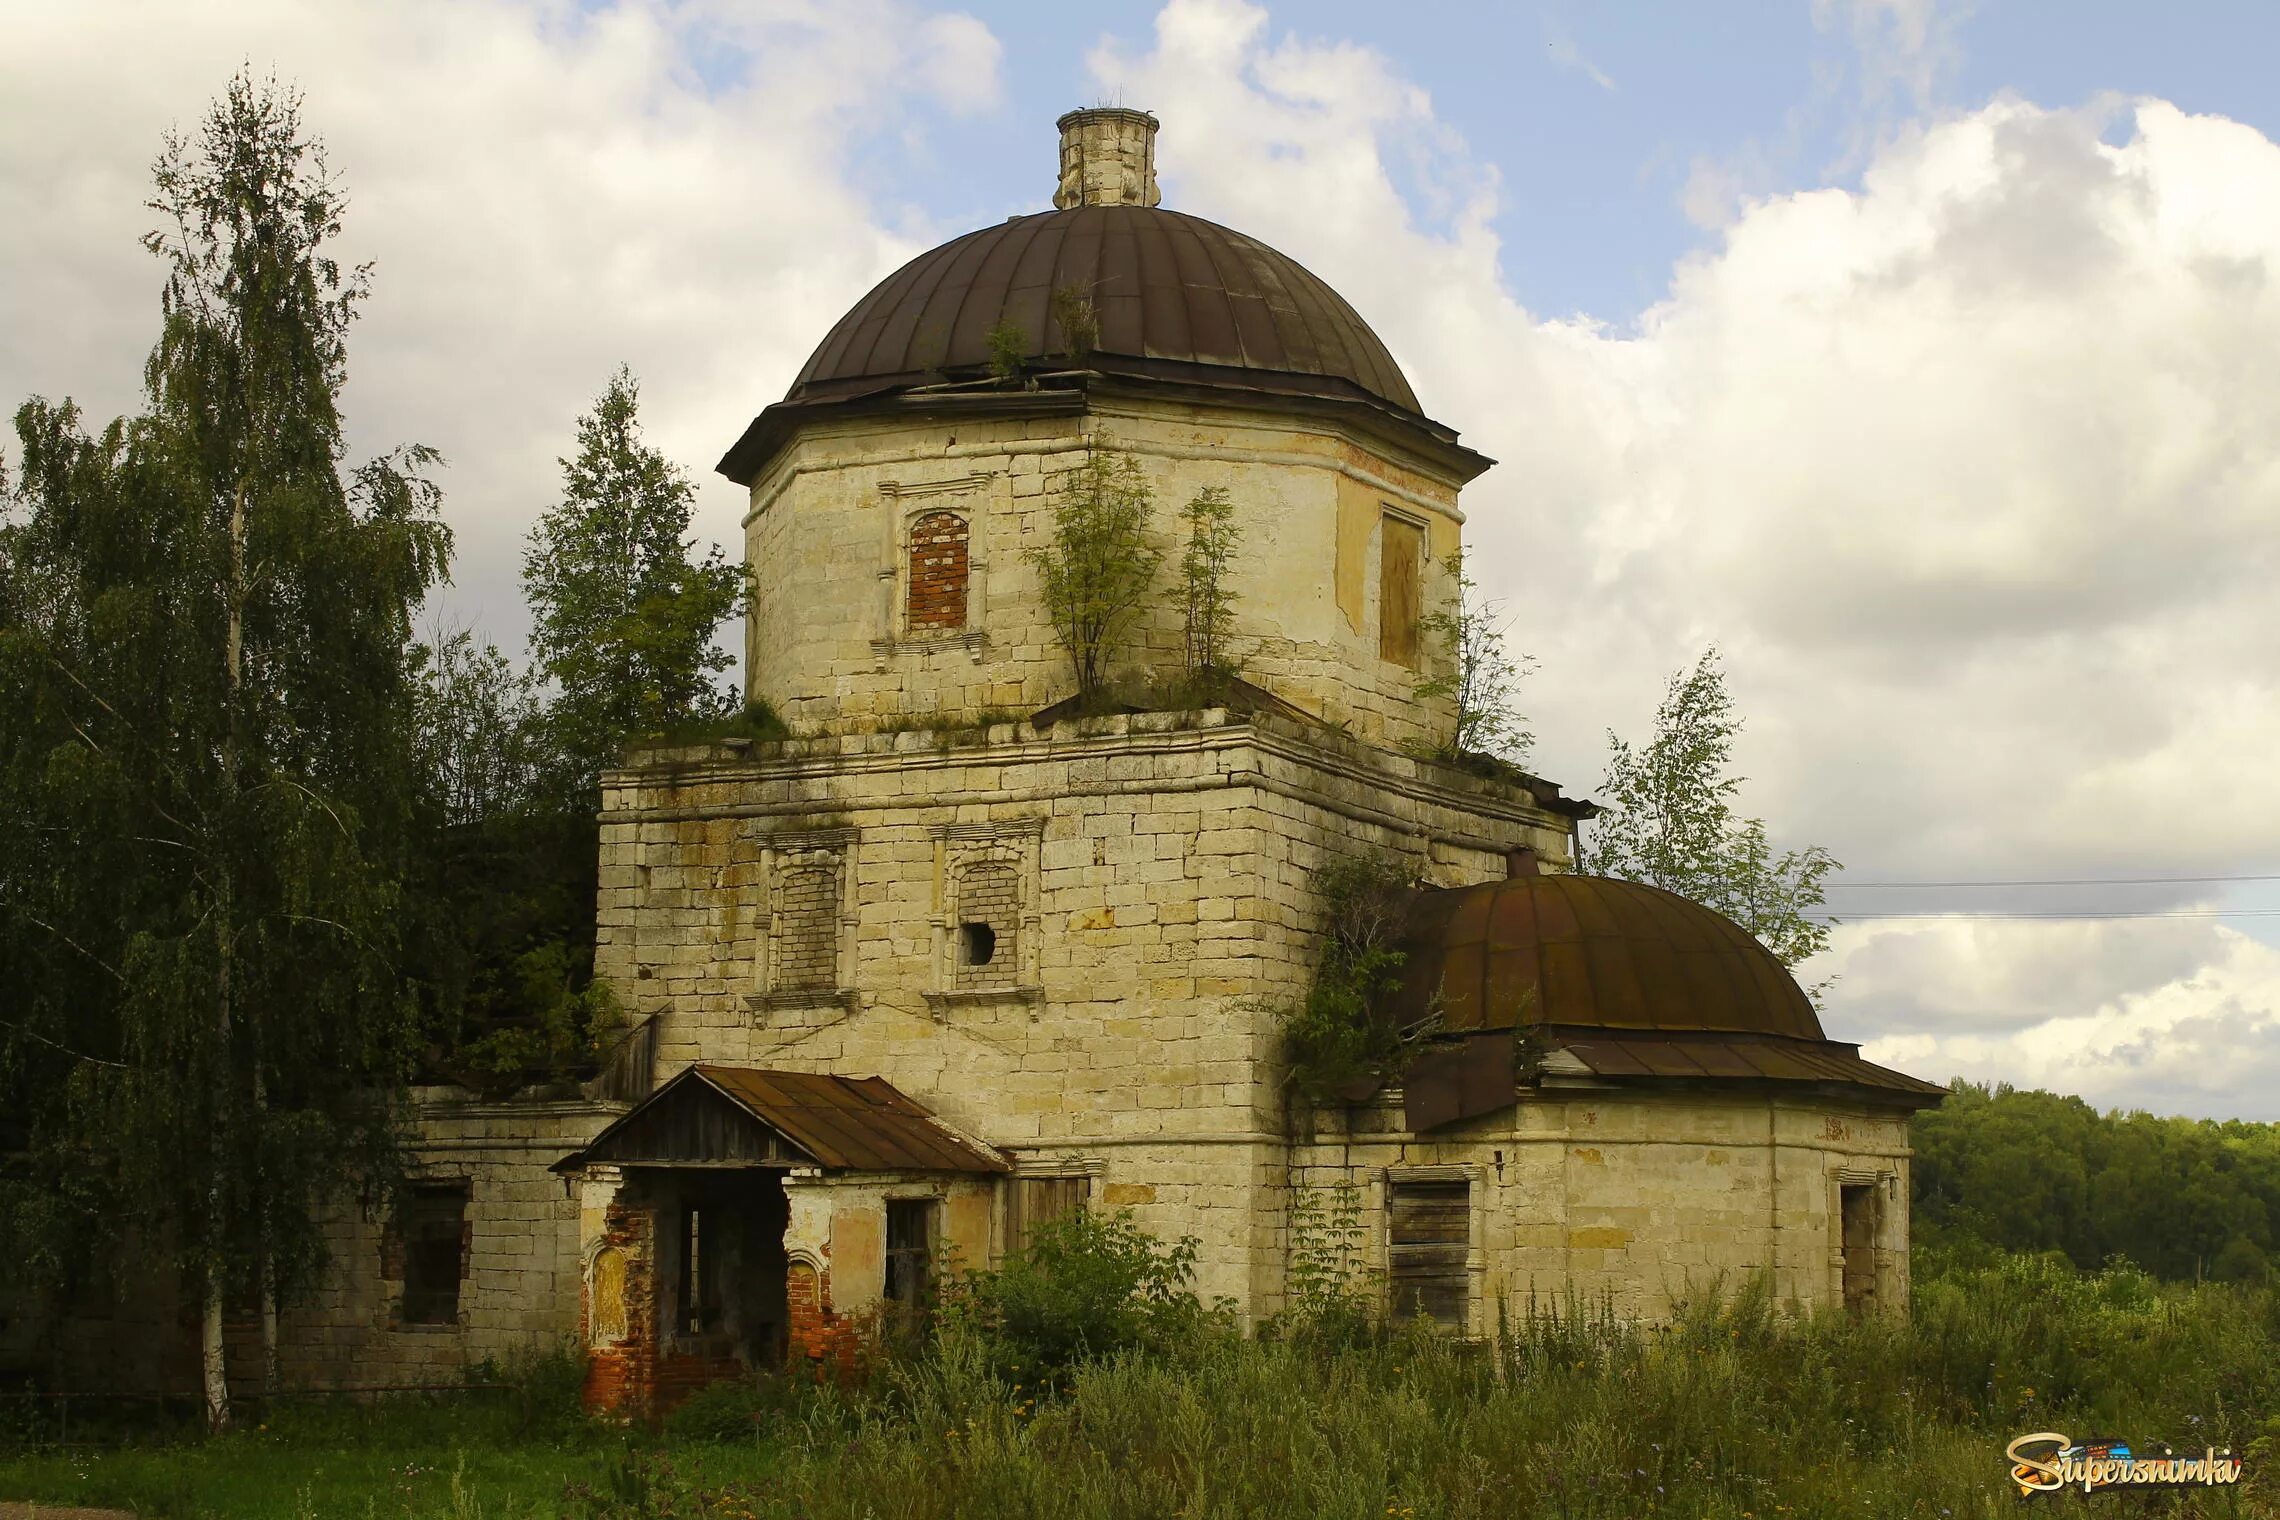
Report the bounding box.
[2,1254,2274,1518]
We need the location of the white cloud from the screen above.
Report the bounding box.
[1093,0,2280,1118]
[0,0,1002,651]
[11,0,2280,1119]
[1848,923,2280,1121]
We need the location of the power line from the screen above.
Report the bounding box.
[1809,908,2280,921]
[1831,872,2280,888]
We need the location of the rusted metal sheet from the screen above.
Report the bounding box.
[701,1067,1010,1173]
[556,1066,1010,1174]
[1546,1026,1946,1100]
[1387,1181,1469,1328]
[1403,1032,1517,1133]
[785,206,1422,413]
[1394,874,1823,1042]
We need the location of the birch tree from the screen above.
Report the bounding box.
[1586,648,1838,970]
[0,74,446,1429]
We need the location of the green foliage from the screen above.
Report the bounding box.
[662,1372,826,1443]
[1913,1080,2280,1281]
[1409,551,1534,764]
[0,72,448,1424]
[1587,646,1838,970]
[6,1255,2274,1518]
[1048,285,1099,361]
[985,318,1028,383]
[1173,484,1241,687]
[522,364,749,809]
[1276,853,1433,1102]
[1022,450,1165,701]
[935,1208,1219,1385]
[1278,1182,1376,1344]
[401,627,616,1094]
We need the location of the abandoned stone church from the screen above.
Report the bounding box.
[41,109,1944,1414]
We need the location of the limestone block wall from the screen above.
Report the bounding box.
[740,398,1470,751]
[597,712,1574,1315]
[277,1094,618,1389]
[1288,1091,1915,1329]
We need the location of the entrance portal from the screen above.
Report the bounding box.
[654,1170,791,1369]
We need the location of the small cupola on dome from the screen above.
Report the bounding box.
[1053,107,1161,209]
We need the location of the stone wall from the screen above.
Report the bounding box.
[1289,1090,1915,1328]
[597,711,1572,1316]
[740,398,1471,752]
[277,1094,618,1390]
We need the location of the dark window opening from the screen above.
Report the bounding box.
[884,1200,936,1327]
[679,1203,721,1335]
[960,921,997,965]
[399,1182,470,1326]
[1840,1184,1879,1318]
[1387,1179,1469,1330]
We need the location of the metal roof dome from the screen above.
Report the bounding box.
[785,204,1423,416]
[1395,872,1825,1041]
[717,107,1490,488]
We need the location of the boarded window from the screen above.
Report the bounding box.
[884,1200,936,1327]
[1378,515,1424,667]
[772,858,841,991]
[954,860,1018,990]
[398,1182,470,1326]
[1007,1175,1089,1255]
[1387,1179,1468,1329]
[907,512,970,631]
[1839,1184,1879,1317]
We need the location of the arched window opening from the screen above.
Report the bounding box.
[907,511,970,631]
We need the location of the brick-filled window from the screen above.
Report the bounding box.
[907,511,970,631]
[396,1182,471,1326]
[772,859,841,991]
[953,860,1018,990]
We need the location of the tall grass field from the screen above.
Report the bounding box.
[1,1250,2273,1518]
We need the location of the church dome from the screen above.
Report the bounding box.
[717,106,1488,493]
[786,204,1423,417]
[1395,872,1825,1041]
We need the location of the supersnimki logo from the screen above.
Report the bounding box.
[2005,1432,2245,1497]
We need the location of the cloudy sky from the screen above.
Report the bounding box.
[7,1,2279,1119]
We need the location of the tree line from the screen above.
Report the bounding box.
[1913,1081,2279,1284]
[0,75,744,1428]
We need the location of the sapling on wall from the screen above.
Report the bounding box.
[1023,449,1165,703]
[1175,483,1241,695]
[1410,551,1535,765]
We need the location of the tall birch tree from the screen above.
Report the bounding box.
[0,74,447,1429]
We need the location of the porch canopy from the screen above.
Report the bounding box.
[553,1065,1009,1174]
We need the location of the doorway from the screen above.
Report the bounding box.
[1839,1183,1879,1317]
[652,1170,792,1367]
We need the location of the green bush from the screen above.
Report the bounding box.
[936,1208,1224,1385]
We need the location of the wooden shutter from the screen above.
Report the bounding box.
[1387,1180,1469,1328]
[1008,1175,1090,1254]
[1378,516,1424,667]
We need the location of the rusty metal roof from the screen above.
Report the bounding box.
[787,206,1421,413]
[1543,1025,1947,1101]
[556,1066,1008,1174]
[1394,873,1824,1041]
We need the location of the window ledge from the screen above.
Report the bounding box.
[747,989,858,1025]
[924,986,1043,1017]
[872,629,988,662]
